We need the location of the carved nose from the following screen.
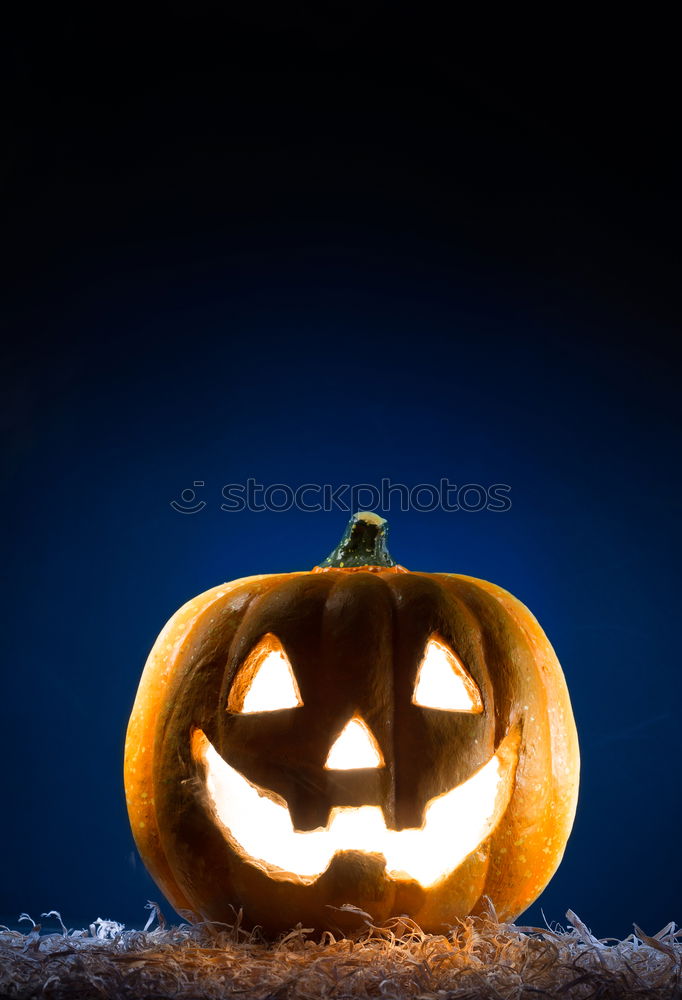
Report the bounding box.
[324,716,383,770]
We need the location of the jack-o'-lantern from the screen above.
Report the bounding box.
[125,513,579,934]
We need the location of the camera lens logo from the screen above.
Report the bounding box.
[170,482,207,514]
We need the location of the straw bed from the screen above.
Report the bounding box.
[1,903,680,999]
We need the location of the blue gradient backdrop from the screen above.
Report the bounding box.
[3,9,680,939]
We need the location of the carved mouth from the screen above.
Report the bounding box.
[193,727,519,888]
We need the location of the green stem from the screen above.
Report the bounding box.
[318,511,396,568]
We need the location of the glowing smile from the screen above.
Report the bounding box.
[194,728,519,888]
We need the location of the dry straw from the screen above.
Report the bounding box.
[1,901,680,999]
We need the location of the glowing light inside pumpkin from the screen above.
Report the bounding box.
[240,648,302,713]
[196,727,518,888]
[325,717,383,770]
[413,636,483,712]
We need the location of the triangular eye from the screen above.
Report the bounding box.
[228,634,303,714]
[412,635,483,713]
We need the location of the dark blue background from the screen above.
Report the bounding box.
[3,8,680,939]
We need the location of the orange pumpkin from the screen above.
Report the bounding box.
[125,512,579,933]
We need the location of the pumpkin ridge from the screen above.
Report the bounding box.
[321,570,397,828]
[432,573,578,922]
[125,574,277,917]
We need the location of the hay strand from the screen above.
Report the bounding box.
[0,904,679,999]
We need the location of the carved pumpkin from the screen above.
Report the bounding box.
[125,513,579,933]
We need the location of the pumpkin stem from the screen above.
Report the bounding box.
[318,511,397,569]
